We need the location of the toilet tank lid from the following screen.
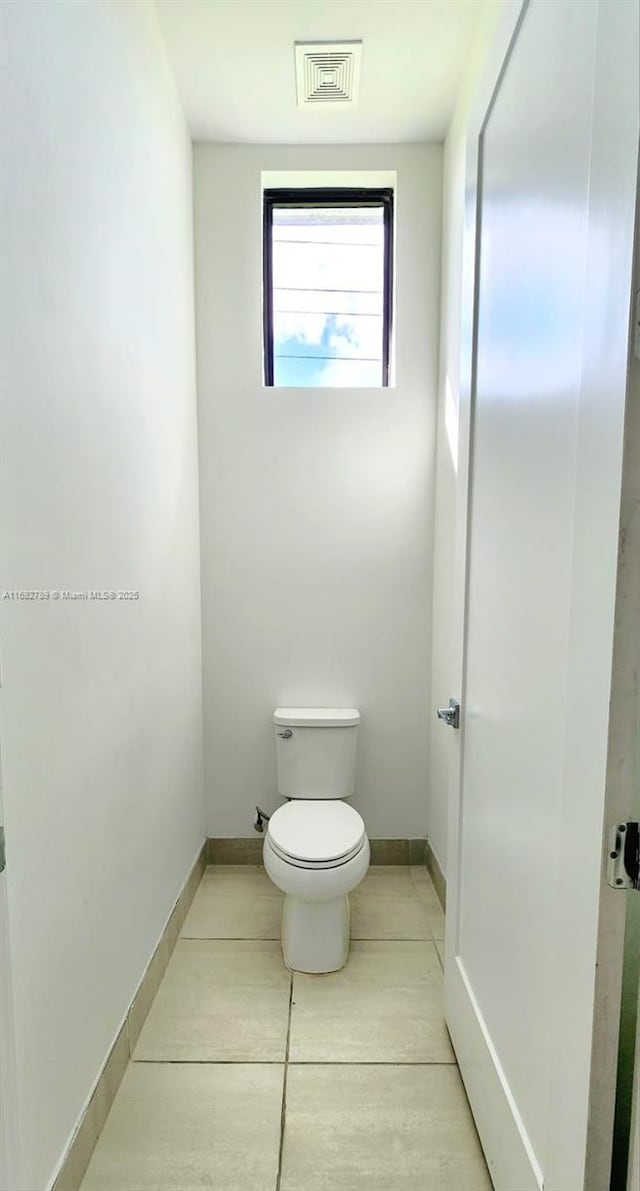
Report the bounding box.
[273,707,361,727]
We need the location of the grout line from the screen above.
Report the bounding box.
[275,972,294,1191]
[179,935,282,941]
[133,1058,287,1065]
[179,935,442,943]
[131,1058,458,1067]
[281,1059,458,1068]
[352,935,441,943]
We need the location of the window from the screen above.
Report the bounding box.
[263,188,393,387]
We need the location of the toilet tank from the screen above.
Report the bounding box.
[273,708,360,799]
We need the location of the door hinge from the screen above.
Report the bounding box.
[0,826,5,873]
[607,822,639,890]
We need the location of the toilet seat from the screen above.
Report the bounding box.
[267,800,366,870]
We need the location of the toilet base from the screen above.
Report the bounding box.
[282,893,350,973]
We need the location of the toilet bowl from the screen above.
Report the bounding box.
[264,799,370,973]
[263,707,369,973]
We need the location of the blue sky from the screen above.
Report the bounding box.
[271,206,385,387]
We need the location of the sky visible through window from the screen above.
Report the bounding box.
[272,206,385,387]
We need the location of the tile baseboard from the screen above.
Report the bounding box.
[207,837,428,867]
[424,840,446,911]
[208,836,264,864]
[371,838,427,866]
[51,842,207,1191]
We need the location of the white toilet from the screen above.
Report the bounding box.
[263,707,370,973]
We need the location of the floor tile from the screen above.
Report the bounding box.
[409,864,442,907]
[427,904,446,940]
[280,1064,492,1191]
[133,940,290,1062]
[351,866,432,940]
[435,939,445,969]
[80,1062,284,1191]
[289,940,455,1063]
[410,866,446,939]
[181,866,282,939]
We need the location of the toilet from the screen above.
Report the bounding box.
[263,707,370,973]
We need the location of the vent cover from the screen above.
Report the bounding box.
[294,41,362,107]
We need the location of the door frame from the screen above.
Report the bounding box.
[628,996,640,1191]
[443,1,640,1187]
[0,756,20,1190]
[589,170,640,1191]
[0,871,20,1191]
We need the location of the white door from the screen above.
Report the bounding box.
[444,2,639,1190]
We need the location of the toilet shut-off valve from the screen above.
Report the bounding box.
[254,806,271,834]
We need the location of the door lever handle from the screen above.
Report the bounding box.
[436,699,460,729]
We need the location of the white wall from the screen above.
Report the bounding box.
[195,144,441,838]
[428,7,500,875]
[0,3,204,1187]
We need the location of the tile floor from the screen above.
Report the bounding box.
[80,865,491,1191]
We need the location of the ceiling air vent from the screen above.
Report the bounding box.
[294,41,362,107]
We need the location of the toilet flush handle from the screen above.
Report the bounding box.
[277,729,293,739]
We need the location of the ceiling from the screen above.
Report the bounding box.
[154,0,492,144]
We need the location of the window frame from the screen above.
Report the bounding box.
[262,187,394,387]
